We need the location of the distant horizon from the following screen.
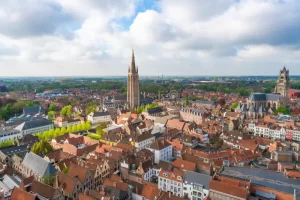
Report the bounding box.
[1,75,300,78]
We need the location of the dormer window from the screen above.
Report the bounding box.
[177,176,182,180]
[163,172,168,177]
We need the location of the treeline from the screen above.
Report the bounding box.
[136,104,159,114]
[191,84,254,96]
[34,81,126,93]
[35,121,91,141]
[0,138,14,148]
[0,100,40,120]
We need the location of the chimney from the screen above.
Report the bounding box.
[113,181,117,188]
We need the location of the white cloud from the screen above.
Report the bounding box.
[0,0,300,76]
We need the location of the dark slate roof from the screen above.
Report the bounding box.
[184,171,211,189]
[256,190,276,199]
[114,95,127,101]
[181,108,205,115]
[104,186,129,200]
[22,152,57,176]
[23,106,44,114]
[194,100,216,105]
[221,167,300,194]
[20,119,52,130]
[0,145,28,156]
[93,111,110,117]
[248,93,280,101]
[147,107,163,114]
[17,134,39,145]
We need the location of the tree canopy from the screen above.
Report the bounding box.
[47,111,55,121]
[60,105,72,118]
[36,121,92,141]
[85,103,98,115]
[231,102,239,109]
[0,138,14,148]
[184,97,189,106]
[31,140,53,155]
[275,106,290,115]
[0,100,40,120]
[136,104,159,114]
[48,103,58,112]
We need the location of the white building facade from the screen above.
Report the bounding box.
[148,140,172,164]
[135,134,155,152]
[15,119,53,136]
[183,171,211,200]
[158,170,183,197]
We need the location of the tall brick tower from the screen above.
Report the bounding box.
[127,50,140,108]
[274,66,289,98]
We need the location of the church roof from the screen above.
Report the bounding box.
[248,93,280,102]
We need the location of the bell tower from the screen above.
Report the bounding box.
[127,50,140,108]
[274,66,289,98]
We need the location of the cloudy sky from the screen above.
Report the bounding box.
[1,0,300,76]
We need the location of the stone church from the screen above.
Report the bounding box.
[236,66,289,119]
[127,50,140,108]
[274,66,290,98]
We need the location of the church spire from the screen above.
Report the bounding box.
[130,50,136,73]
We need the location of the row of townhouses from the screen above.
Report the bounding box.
[248,121,300,141]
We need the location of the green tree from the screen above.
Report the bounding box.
[136,106,144,114]
[87,133,100,140]
[275,106,290,115]
[48,103,58,112]
[0,138,14,148]
[61,127,67,134]
[85,103,97,115]
[81,122,86,131]
[48,129,55,140]
[54,128,61,137]
[96,126,106,138]
[60,105,72,118]
[184,97,189,106]
[231,102,239,109]
[31,140,53,155]
[97,122,107,130]
[85,121,91,131]
[62,167,69,174]
[71,125,77,132]
[47,111,55,121]
[76,123,83,131]
[66,126,72,133]
[42,175,55,185]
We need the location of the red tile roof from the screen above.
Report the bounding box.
[11,187,37,200]
[209,179,249,199]
[172,158,196,171]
